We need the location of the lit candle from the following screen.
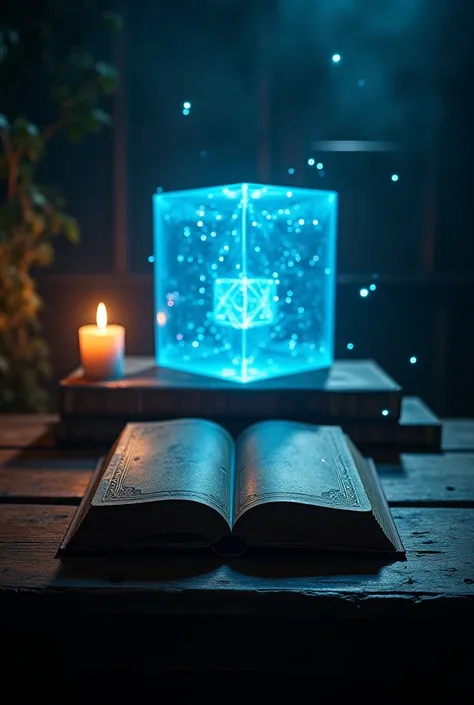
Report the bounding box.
[78,303,125,379]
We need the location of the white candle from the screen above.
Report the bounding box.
[78,303,125,379]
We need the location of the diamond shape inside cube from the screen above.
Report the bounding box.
[213,277,277,329]
[153,182,338,383]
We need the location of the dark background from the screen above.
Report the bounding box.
[33,0,474,415]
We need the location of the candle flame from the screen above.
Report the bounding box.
[96,302,107,330]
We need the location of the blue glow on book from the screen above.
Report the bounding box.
[153,182,338,383]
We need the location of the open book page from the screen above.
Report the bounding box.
[92,419,234,524]
[233,421,371,525]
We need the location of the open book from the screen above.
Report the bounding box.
[60,419,404,557]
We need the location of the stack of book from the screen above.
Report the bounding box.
[56,357,442,451]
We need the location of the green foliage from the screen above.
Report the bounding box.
[0,1,120,412]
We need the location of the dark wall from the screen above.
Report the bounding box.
[33,0,474,417]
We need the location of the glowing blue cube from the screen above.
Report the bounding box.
[153,183,338,384]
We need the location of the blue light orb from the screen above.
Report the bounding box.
[332,54,341,63]
[288,167,295,175]
[153,182,338,383]
[183,101,191,110]
[148,255,155,263]
[347,343,354,350]
[369,283,377,291]
[359,288,369,298]
[382,409,390,417]
[317,162,324,170]
[307,158,315,166]
[391,174,399,182]
[410,356,417,364]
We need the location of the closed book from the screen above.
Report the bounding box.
[56,396,441,451]
[59,357,402,421]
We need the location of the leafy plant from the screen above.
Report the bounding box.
[0,1,121,411]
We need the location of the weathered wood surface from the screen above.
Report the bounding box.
[0,469,91,503]
[442,419,474,451]
[0,413,474,630]
[0,449,96,502]
[378,453,474,507]
[0,414,56,448]
[0,504,473,616]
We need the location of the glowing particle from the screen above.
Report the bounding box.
[347,343,354,350]
[370,283,377,291]
[148,255,154,263]
[410,356,417,364]
[192,341,199,348]
[332,53,341,63]
[288,168,295,175]
[359,288,369,297]
[183,101,191,110]
[197,220,203,227]
[317,162,324,170]
[382,409,389,417]
[157,312,167,325]
[391,174,399,182]
[308,158,315,166]
[286,191,293,198]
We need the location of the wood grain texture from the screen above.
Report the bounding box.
[0,469,91,503]
[0,504,473,616]
[0,415,56,448]
[443,419,474,451]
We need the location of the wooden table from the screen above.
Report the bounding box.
[1,414,474,683]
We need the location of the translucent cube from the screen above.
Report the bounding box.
[153,182,338,383]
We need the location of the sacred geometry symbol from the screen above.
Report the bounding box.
[213,277,277,329]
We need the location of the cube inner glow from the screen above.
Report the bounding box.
[153,182,338,383]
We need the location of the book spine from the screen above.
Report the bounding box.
[59,386,402,421]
